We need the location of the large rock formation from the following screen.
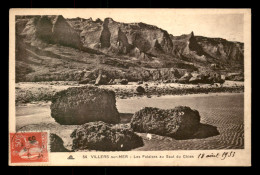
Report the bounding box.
[20,15,82,49]
[170,32,244,67]
[51,15,82,49]
[100,18,111,48]
[70,121,144,151]
[195,36,244,65]
[76,17,174,59]
[50,86,120,125]
[74,16,243,68]
[17,15,244,66]
[130,106,201,139]
[35,16,53,43]
[15,15,244,83]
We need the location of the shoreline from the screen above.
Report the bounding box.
[112,86,243,99]
[116,91,244,100]
[16,91,244,107]
[15,81,244,104]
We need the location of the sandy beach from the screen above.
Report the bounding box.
[16,91,244,151]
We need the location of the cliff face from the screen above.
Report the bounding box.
[17,15,243,66]
[67,17,243,69]
[15,15,244,82]
[170,32,244,67]
[71,17,174,59]
[52,15,82,49]
[194,36,244,65]
[18,15,82,49]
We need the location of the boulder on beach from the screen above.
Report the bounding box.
[189,74,203,84]
[232,76,244,81]
[163,80,171,84]
[177,72,192,84]
[50,86,120,125]
[95,73,108,85]
[226,73,244,81]
[120,79,128,85]
[136,86,146,94]
[188,73,225,84]
[113,79,128,85]
[130,106,201,139]
[79,78,91,84]
[207,76,214,84]
[108,79,114,84]
[218,79,225,85]
[50,133,69,152]
[70,121,144,151]
[170,79,177,83]
[112,79,122,84]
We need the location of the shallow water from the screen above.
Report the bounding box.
[16,93,244,150]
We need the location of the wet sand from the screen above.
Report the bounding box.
[118,93,244,150]
[16,93,244,151]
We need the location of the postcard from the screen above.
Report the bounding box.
[9,8,251,166]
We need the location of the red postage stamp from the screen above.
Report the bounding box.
[10,132,49,163]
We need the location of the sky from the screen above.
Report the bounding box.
[63,9,244,42]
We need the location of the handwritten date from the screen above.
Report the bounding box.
[198,151,235,160]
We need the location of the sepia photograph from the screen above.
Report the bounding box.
[9,8,251,166]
